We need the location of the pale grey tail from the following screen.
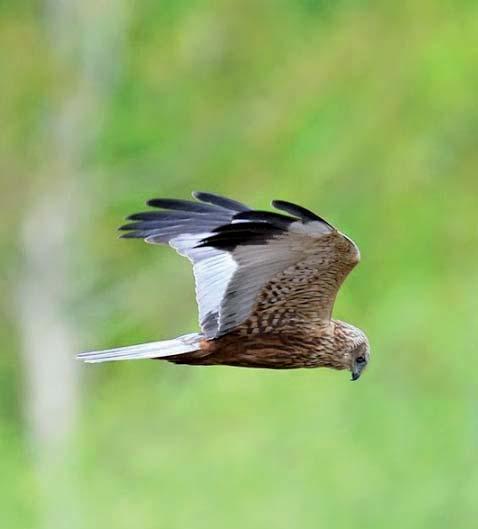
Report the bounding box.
[77,332,202,363]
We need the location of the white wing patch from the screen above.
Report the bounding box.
[192,252,237,337]
[169,233,237,338]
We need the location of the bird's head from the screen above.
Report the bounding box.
[349,338,370,381]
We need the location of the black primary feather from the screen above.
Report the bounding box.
[120,195,239,242]
[211,222,285,235]
[196,222,285,251]
[119,219,219,233]
[127,211,199,221]
[233,210,295,230]
[193,191,250,212]
[120,194,332,248]
[147,198,223,214]
[272,200,335,228]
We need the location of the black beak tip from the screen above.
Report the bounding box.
[351,372,360,381]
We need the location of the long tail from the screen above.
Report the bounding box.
[77,332,202,363]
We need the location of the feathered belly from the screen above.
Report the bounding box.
[164,333,338,370]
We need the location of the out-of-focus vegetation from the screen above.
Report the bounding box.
[1,1,478,528]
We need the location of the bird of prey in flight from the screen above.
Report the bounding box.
[78,192,370,381]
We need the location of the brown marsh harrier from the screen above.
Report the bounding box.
[78,192,370,381]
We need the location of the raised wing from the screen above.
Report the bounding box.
[120,192,360,338]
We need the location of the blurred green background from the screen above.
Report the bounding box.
[1,1,477,528]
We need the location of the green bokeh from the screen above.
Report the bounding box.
[1,1,477,528]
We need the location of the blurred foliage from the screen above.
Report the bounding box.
[1,0,478,528]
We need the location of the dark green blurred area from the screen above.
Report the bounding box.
[1,1,478,528]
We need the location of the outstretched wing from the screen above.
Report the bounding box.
[120,192,360,338]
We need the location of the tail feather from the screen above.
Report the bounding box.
[77,333,201,363]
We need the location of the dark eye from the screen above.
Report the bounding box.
[356,356,366,364]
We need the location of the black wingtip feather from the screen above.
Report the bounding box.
[120,193,334,250]
[119,221,166,231]
[119,231,146,239]
[193,191,250,212]
[196,222,285,251]
[147,198,216,213]
[147,198,228,213]
[127,211,193,222]
[272,200,335,228]
[233,210,295,230]
[211,222,286,235]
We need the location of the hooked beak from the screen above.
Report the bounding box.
[350,369,361,382]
